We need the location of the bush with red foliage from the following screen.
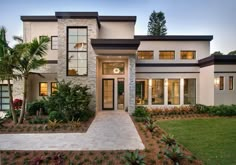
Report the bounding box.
[13,99,23,110]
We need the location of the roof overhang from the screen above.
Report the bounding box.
[135,35,213,41]
[199,55,236,67]
[91,39,140,55]
[21,16,57,22]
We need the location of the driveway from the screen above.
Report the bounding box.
[0,111,144,150]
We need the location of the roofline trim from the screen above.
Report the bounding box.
[134,35,213,41]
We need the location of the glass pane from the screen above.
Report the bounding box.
[78,52,87,60]
[102,63,125,75]
[168,79,180,105]
[137,51,153,60]
[103,79,114,109]
[117,79,125,110]
[68,29,77,35]
[68,52,77,60]
[68,68,78,76]
[1,86,8,91]
[152,79,164,105]
[69,60,77,68]
[184,79,196,104]
[39,83,48,96]
[159,51,175,59]
[78,28,87,35]
[78,60,87,68]
[51,82,57,94]
[68,44,78,51]
[68,36,78,44]
[229,76,233,90]
[181,51,196,59]
[2,92,9,97]
[219,76,224,90]
[2,98,10,104]
[2,104,10,110]
[77,68,87,75]
[136,79,148,105]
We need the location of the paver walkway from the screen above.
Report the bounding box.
[0,111,144,150]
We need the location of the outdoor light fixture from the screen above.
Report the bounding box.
[113,68,120,74]
[214,77,220,86]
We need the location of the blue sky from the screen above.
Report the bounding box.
[1,0,236,54]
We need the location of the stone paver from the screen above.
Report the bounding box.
[0,111,144,150]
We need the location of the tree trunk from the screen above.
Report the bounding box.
[18,76,28,124]
[7,79,17,124]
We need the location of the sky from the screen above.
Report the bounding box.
[1,0,236,54]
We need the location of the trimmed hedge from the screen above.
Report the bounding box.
[27,100,47,116]
[194,104,236,116]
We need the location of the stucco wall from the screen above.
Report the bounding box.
[23,22,58,61]
[137,41,210,63]
[199,65,214,105]
[98,22,135,39]
[214,65,236,105]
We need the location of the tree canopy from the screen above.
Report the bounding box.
[228,50,236,55]
[148,11,167,36]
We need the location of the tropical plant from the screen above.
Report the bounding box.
[161,134,176,147]
[123,150,145,165]
[164,145,185,165]
[48,111,65,121]
[0,117,5,128]
[133,106,149,117]
[68,118,81,129]
[45,119,62,131]
[0,26,18,124]
[145,116,157,132]
[27,100,47,116]
[13,36,50,124]
[148,11,167,36]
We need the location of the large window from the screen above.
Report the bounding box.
[152,79,164,105]
[184,79,196,104]
[229,76,234,90]
[159,51,175,60]
[39,82,48,96]
[102,62,125,75]
[67,27,88,76]
[168,79,180,105]
[136,79,148,105]
[137,51,153,60]
[0,85,10,111]
[219,76,224,90]
[180,51,196,59]
[51,36,58,50]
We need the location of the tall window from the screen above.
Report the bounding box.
[0,85,10,111]
[137,51,153,60]
[159,51,175,59]
[39,82,48,96]
[184,79,196,104]
[229,76,234,90]
[51,36,58,50]
[136,79,148,105]
[168,79,180,105]
[219,76,224,90]
[180,51,196,59]
[51,82,57,94]
[152,79,164,105]
[67,27,88,76]
[102,62,125,75]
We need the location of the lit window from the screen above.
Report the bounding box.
[229,76,233,90]
[51,82,57,94]
[219,76,224,90]
[181,51,196,59]
[39,83,48,96]
[159,51,175,59]
[152,79,164,105]
[51,36,58,50]
[102,63,125,75]
[0,85,11,111]
[67,27,88,76]
[184,79,196,104]
[136,79,148,105]
[168,79,180,105]
[137,51,153,60]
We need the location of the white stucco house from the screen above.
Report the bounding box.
[0,12,236,114]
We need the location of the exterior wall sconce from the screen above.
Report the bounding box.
[214,77,220,86]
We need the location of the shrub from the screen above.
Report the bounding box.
[45,119,62,130]
[43,80,92,122]
[133,106,149,117]
[161,134,176,147]
[27,100,47,116]
[164,145,185,165]
[29,117,48,124]
[13,99,22,110]
[194,104,236,116]
[145,117,157,132]
[123,150,146,165]
[49,111,65,121]
[74,109,95,122]
[5,109,20,119]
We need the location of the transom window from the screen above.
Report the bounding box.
[181,51,196,59]
[102,62,125,75]
[0,85,10,111]
[39,82,48,96]
[159,51,175,59]
[51,36,58,50]
[137,51,153,60]
[67,27,88,76]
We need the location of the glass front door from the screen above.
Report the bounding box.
[117,78,125,110]
[102,79,114,110]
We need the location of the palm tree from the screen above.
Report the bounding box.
[0,27,18,124]
[14,36,50,124]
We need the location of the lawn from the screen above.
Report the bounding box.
[158,118,236,165]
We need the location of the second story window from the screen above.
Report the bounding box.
[51,36,58,50]
[67,27,88,76]
[159,51,175,60]
[137,51,153,60]
[181,51,196,59]
[39,82,48,96]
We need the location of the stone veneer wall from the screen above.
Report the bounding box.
[57,19,98,110]
[128,55,136,114]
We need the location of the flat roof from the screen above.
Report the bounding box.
[199,55,236,67]
[135,35,213,41]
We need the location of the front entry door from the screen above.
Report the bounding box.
[102,79,114,110]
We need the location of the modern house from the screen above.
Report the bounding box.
[1,12,236,114]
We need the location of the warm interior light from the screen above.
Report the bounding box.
[214,77,220,85]
[113,68,120,74]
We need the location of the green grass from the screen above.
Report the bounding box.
[158,118,236,165]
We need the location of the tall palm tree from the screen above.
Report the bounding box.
[0,27,18,124]
[14,36,50,124]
